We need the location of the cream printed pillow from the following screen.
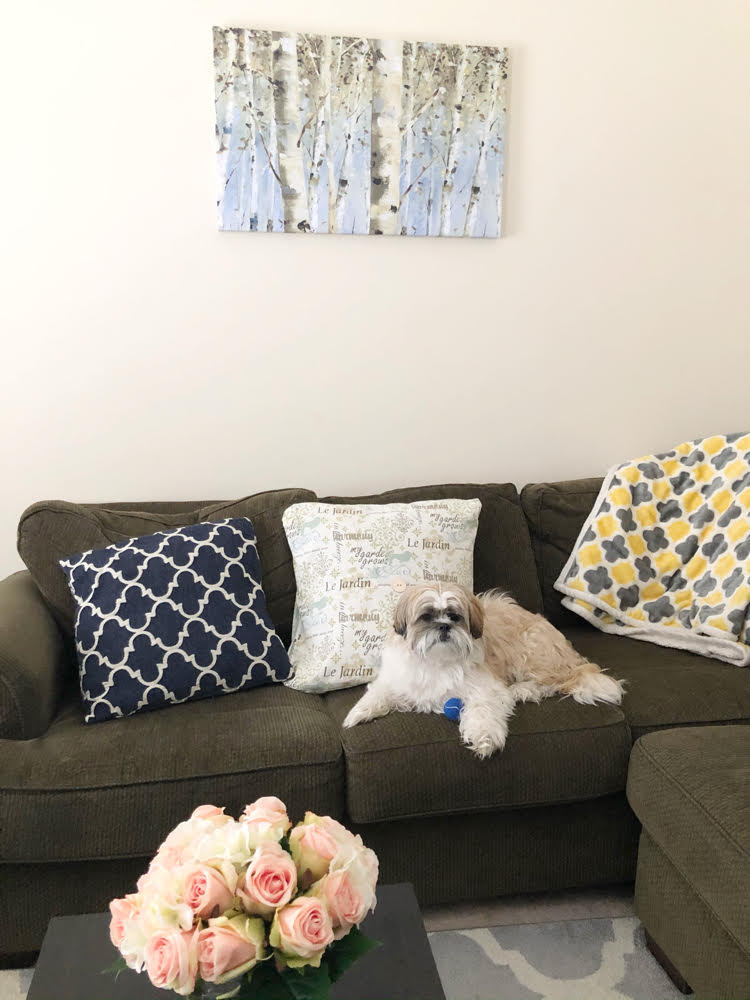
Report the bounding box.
[282,499,481,692]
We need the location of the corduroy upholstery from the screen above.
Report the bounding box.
[565,627,750,739]
[323,483,543,614]
[520,478,602,627]
[327,688,630,823]
[627,727,750,959]
[354,794,640,905]
[1,856,151,967]
[17,489,315,646]
[634,831,750,1000]
[0,572,65,739]
[0,685,343,863]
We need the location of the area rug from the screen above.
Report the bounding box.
[0,917,681,1000]
[428,917,683,1000]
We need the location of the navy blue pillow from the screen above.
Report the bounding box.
[60,518,293,723]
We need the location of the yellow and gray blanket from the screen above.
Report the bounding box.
[555,434,750,665]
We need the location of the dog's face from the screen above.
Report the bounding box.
[393,583,483,660]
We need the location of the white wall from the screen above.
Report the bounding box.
[2,0,749,579]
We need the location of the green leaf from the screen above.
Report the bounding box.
[240,963,295,1000]
[283,963,332,1000]
[101,955,128,982]
[326,928,380,983]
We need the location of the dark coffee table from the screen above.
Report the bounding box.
[27,883,445,1000]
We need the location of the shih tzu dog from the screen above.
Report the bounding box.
[343,583,624,758]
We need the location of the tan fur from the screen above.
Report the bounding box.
[345,582,624,758]
[395,582,624,701]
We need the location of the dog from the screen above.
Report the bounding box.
[343,583,624,758]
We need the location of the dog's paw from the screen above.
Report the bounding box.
[571,672,625,706]
[343,698,380,728]
[459,717,507,759]
[342,705,365,728]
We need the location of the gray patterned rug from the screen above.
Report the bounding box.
[0,917,681,1000]
[428,917,683,1000]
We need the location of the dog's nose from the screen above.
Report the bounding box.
[439,623,451,635]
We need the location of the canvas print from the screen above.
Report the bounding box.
[213,28,509,237]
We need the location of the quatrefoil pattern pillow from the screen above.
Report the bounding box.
[60,518,292,723]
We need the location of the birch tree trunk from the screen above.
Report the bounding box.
[369,39,402,235]
[307,110,326,232]
[272,33,309,232]
[241,30,259,230]
[323,35,336,233]
[233,30,251,229]
[399,41,417,235]
[463,50,501,237]
[335,40,366,234]
[439,45,468,236]
[214,28,237,228]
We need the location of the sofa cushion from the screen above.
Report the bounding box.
[326,689,630,824]
[627,726,750,951]
[520,479,602,627]
[17,489,315,645]
[322,484,543,614]
[0,685,342,863]
[565,626,750,740]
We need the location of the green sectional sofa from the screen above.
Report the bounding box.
[2,479,749,994]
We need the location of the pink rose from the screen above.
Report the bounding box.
[269,897,335,969]
[197,915,265,984]
[237,842,297,917]
[316,815,356,844]
[191,804,227,821]
[316,869,371,938]
[109,895,139,949]
[240,796,291,845]
[183,865,235,919]
[288,823,338,886]
[144,928,198,996]
[151,846,186,871]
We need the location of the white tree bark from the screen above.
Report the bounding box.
[272,33,309,232]
[233,30,251,228]
[440,45,469,236]
[307,105,327,232]
[335,40,366,234]
[399,41,417,235]
[213,28,237,227]
[323,35,336,233]
[369,39,402,235]
[464,49,501,237]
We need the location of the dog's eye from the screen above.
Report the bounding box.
[448,613,463,623]
[419,613,432,622]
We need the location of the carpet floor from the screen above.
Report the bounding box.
[428,916,683,1000]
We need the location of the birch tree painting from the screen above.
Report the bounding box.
[213,27,509,237]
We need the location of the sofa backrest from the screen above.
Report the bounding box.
[18,483,543,649]
[322,483,543,614]
[17,490,315,647]
[520,478,603,627]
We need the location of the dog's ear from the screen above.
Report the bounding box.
[467,593,484,639]
[393,591,409,636]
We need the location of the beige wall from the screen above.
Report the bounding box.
[2,0,749,579]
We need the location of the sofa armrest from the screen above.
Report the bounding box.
[0,571,66,739]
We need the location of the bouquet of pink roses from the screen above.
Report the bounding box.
[107,798,379,1000]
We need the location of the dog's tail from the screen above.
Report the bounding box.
[559,662,625,706]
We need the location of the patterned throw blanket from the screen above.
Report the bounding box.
[555,433,750,665]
